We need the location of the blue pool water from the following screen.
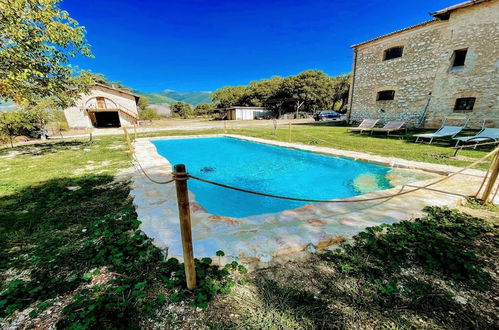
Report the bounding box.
[153,137,392,218]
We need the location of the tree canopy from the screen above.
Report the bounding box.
[211,86,248,109]
[0,100,54,146]
[194,103,215,115]
[0,0,93,107]
[210,70,350,116]
[171,102,192,119]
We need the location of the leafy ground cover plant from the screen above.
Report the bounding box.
[0,139,245,328]
[323,206,494,291]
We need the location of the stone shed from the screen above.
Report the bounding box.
[64,83,140,129]
[347,0,499,128]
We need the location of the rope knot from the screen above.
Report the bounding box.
[173,171,189,181]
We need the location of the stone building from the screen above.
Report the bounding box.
[64,83,139,129]
[347,0,499,128]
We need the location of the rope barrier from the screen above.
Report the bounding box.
[475,167,491,197]
[132,156,175,185]
[453,140,499,157]
[474,149,499,197]
[492,182,499,202]
[123,127,175,185]
[187,147,499,204]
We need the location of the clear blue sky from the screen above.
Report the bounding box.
[62,0,457,92]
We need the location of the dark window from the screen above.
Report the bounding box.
[452,49,467,67]
[383,46,404,60]
[454,97,475,111]
[377,90,395,101]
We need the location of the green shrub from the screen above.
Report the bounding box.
[323,207,494,291]
[138,107,161,120]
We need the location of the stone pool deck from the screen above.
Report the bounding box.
[130,134,492,267]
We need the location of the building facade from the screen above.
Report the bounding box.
[348,0,499,128]
[64,84,139,129]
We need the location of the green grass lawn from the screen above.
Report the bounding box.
[229,122,493,169]
[0,125,497,328]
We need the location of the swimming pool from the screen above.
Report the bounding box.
[152,137,395,218]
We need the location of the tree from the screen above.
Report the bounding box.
[138,107,160,120]
[211,86,248,108]
[171,102,192,119]
[331,74,350,112]
[210,70,350,118]
[245,76,283,106]
[0,94,86,145]
[281,70,335,115]
[137,95,150,112]
[0,0,93,107]
[0,111,25,147]
[134,95,162,120]
[212,70,350,117]
[194,103,215,115]
[0,107,48,147]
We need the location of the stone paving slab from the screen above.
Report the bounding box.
[130,134,492,266]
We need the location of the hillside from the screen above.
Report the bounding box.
[161,90,212,105]
[136,90,212,106]
[137,92,178,105]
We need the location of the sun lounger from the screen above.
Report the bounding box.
[414,125,465,144]
[370,120,406,135]
[453,128,499,146]
[348,119,379,133]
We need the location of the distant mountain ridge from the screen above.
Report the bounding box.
[136,90,212,106]
[1,89,213,112]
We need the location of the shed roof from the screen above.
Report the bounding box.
[226,106,269,110]
[93,83,140,102]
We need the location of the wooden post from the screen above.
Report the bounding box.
[123,127,130,148]
[123,127,128,141]
[288,119,292,143]
[482,150,499,204]
[173,164,197,289]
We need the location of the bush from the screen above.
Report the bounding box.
[171,102,192,119]
[138,107,161,121]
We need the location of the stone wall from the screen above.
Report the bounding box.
[349,0,499,129]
